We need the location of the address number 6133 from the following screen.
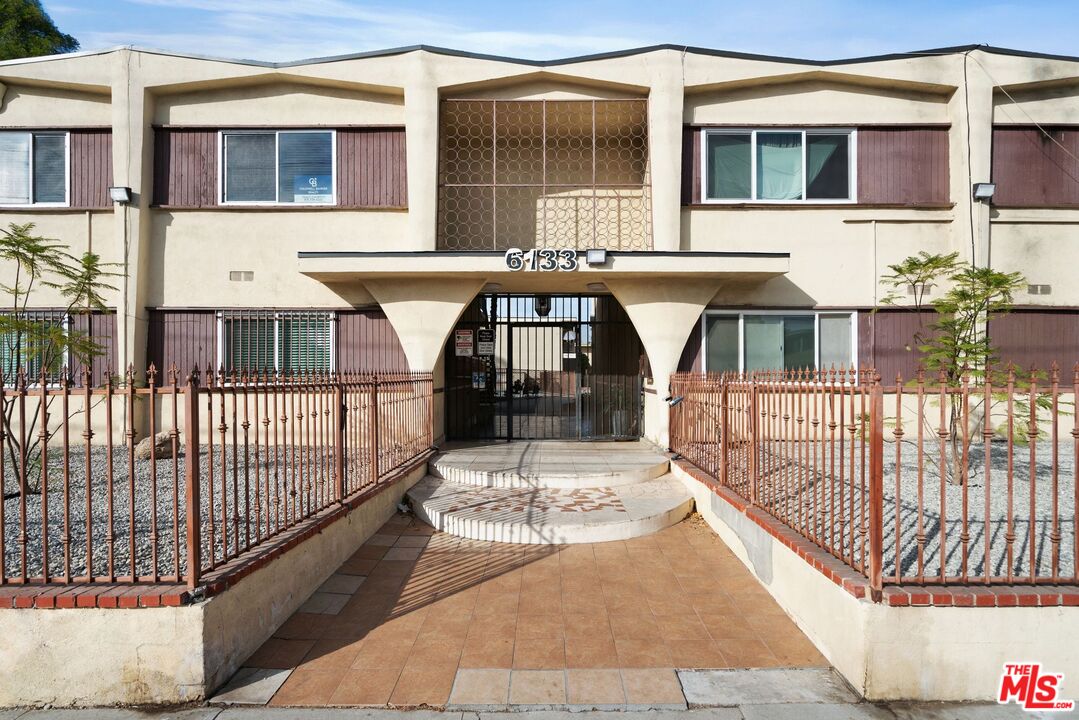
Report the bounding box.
[504,248,579,272]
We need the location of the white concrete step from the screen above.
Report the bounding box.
[406,474,694,545]
[429,441,670,489]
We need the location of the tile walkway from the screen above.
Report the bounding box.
[226,512,827,708]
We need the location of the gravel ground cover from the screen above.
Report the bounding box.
[2,446,372,581]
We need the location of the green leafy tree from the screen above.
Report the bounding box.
[879,251,1033,484]
[0,0,78,61]
[1,223,117,499]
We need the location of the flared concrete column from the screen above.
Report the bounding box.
[364,278,484,372]
[606,279,720,447]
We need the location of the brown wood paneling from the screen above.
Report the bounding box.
[681,126,701,205]
[992,127,1079,207]
[146,309,218,374]
[989,310,1079,371]
[69,130,113,209]
[337,308,408,371]
[337,128,407,208]
[858,309,938,382]
[857,127,949,205]
[69,311,116,386]
[152,129,218,207]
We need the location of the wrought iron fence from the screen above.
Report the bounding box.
[670,368,1079,599]
[437,99,652,251]
[0,366,433,589]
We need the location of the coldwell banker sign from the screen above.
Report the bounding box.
[294,175,333,203]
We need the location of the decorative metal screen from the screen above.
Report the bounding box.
[438,99,652,251]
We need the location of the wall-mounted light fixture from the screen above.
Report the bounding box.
[585,249,607,266]
[586,282,607,293]
[482,282,503,293]
[108,186,133,204]
[972,182,996,202]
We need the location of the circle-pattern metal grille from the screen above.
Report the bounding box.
[438,99,652,252]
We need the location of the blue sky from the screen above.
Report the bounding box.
[45,0,1079,63]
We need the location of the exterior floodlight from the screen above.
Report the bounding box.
[586,249,607,266]
[972,183,996,202]
[108,186,133,204]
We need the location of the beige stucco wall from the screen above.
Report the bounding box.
[685,81,950,125]
[0,83,111,126]
[673,463,1079,702]
[0,460,426,707]
[153,81,404,126]
[147,210,406,307]
[993,83,1079,124]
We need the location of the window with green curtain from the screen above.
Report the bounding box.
[704,314,739,372]
[783,315,815,370]
[705,133,751,200]
[756,132,803,200]
[279,313,333,372]
[0,313,66,384]
[223,314,275,372]
[744,315,784,372]
[806,134,850,200]
[33,134,67,204]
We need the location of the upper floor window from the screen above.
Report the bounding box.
[703,310,856,373]
[0,131,68,206]
[220,130,335,205]
[218,310,335,373]
[703,129,855,203]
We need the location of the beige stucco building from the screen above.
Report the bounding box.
[2,42,1078,446]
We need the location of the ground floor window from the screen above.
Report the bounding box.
[218,310,335,373]
[703,310,856,373]
[0,311,70,385]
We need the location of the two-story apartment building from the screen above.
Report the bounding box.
[1,43,1078,447]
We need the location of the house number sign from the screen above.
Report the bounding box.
[504,248,579,272]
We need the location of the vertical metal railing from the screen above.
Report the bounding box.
[0,368,433,588]
[670,367,1079,598]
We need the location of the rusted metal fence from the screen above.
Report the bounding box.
[1,367,433,590]
[670,368,1078,599]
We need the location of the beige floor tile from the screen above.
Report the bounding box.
[566,668,625,705]
[459,635,515,668]
[449,668,511,705]
[509,669,567,705]
[389,663,457,706]
[620,668,685,705]
[246,638,316,669]
[299,638,364,672]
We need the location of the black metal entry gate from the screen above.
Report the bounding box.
[446,295,644,441]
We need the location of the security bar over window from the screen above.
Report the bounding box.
[218,310,335,374]
[0,311,70,385]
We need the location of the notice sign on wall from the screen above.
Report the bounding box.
[294,175,333,203]
[476,328,495,356]
[455,329,474,357]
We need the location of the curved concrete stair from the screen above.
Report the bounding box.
[430,441,669,489]
[406,474,693,544]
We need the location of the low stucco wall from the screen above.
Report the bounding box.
[0,462,427,707]
[672,463,1079,702]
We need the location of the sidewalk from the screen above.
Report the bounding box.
[0,703,1054,719]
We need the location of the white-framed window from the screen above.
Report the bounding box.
[0,131,69,207]
[219,130,336,206]
[217,310,336,373]
[0,311,71,386]
[701,129,856,203]
[702,310,858,373]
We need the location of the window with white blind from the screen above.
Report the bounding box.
[0,311,70,385]
[702,129,855,203]
[0,131,69,206]
[218,311,335,373]
[702,310,857,373]
[220,130,335,205]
